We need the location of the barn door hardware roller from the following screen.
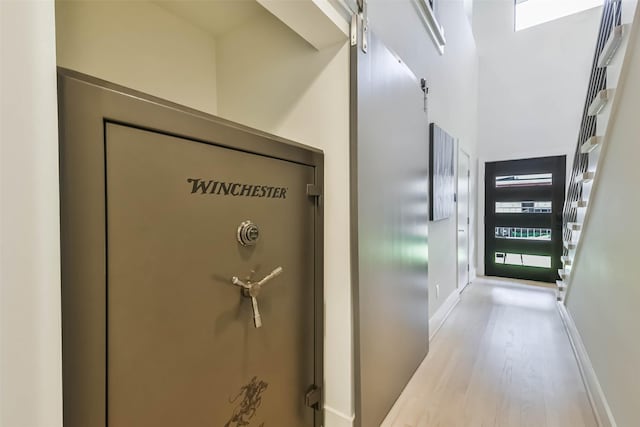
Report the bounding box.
[351,0,368,53]
[231,266,283,328]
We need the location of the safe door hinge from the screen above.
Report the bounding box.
[306,184,322,197]
[305,385,322,410]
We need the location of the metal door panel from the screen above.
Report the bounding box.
[493,214,553,228]
[494,238,553,255]
[106,123,314,426]
[351,20,430,427]
[491,186,554,202]
[57,69,324,427]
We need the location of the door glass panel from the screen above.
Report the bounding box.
[495,227,551,240]
[495,173,552,187]
[496,201,552,213]
[494,253,552,268]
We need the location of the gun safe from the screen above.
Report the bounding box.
[57,69,324,427]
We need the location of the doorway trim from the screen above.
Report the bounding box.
[457,147,471,291]
[57,68,325,427]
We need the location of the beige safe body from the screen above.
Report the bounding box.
[58,69,324,427]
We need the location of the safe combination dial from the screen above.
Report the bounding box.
[237,220,260,246]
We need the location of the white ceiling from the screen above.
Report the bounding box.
[154,0,267,38]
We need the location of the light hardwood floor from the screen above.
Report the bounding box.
[381,278,597,427]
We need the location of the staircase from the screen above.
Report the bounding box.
[559,0,639,302]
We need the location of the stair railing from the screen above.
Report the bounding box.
[560,0,622,301]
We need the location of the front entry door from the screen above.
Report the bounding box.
[58,70,323,427]
[485,156,566,283]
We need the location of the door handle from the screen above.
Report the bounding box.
[231,266,283,328]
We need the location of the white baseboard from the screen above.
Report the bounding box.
[429,288,461,341]
[557,303,617,427]
[324,404,354,427]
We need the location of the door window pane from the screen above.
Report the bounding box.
[495,173,552,187]
[496,201,552,213]
[495,227,551,240]
[494,253,551,268]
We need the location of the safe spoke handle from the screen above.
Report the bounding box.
[230,266,283,329]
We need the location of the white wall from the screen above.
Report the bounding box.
[566,5,640,426]
[474,4,602,275]
[367,0,479,318]
[215,10,352,426]
[0,1,63,426]
[56,0,218,115]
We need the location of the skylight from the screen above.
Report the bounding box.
[515,0,603,31]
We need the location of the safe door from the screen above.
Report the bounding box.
[58,69,323,427]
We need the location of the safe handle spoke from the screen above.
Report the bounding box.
[256,266,283,287]
[231,276,250,289]
[251,297,262,328]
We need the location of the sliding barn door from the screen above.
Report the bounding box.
[350,13,430,427]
